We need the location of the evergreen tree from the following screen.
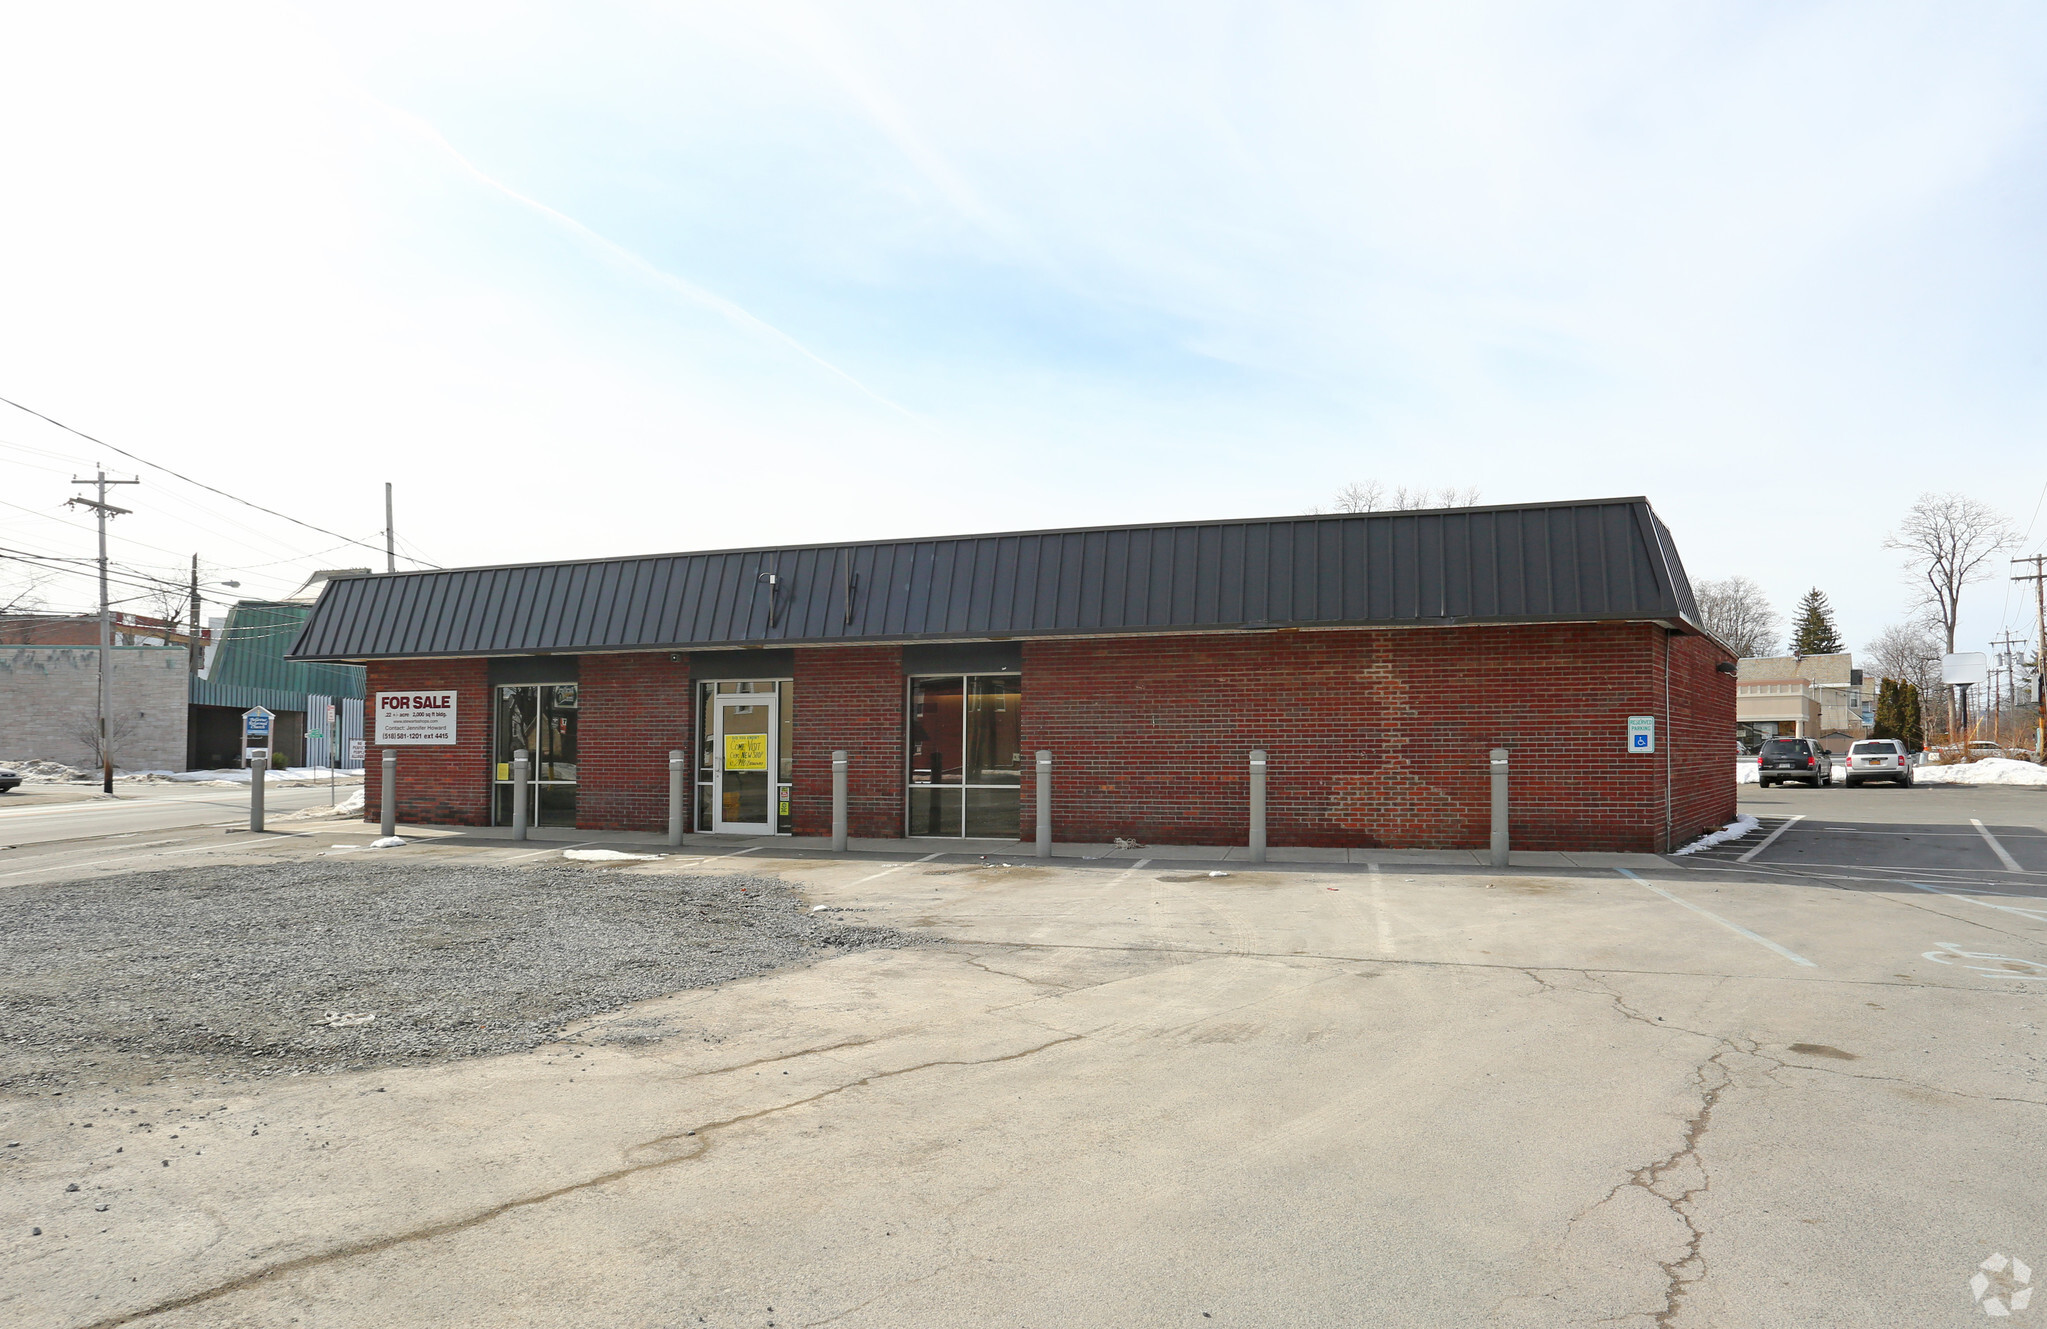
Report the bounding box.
[1871,678,1899,741]
[1901,682,1925,751]
[1789,588,1844,655]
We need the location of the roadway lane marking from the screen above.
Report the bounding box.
[1615,868,1817,967]
[1737,815,1804,863]
[1907,880,2047,925]
[1971,819,2023,873]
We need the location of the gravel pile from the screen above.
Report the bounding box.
[0,860,916,1087]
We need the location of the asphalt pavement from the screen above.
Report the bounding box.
[1,781,2043,1327]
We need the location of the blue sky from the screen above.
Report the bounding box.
[2,2,2045,658]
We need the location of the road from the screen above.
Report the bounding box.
[2,782,2044,1327]
[0,780,360,856]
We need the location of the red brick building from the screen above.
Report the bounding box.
[288,499,1735,853]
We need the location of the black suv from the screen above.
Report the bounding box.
[1757,737,1832,789]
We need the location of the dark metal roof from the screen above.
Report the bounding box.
[287,498,1706,661]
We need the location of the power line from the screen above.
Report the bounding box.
[0,393,440,570]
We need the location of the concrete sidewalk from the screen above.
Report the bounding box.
[335,819,1669,870]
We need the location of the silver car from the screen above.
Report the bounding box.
[1844,739,1913,787]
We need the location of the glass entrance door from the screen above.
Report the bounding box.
[494,683,578,826]
[712,692,778,834]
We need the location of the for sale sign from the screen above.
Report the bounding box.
[376,691,458,745]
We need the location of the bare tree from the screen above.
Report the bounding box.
[1693,576,1781,657]
[1882,492,2016,652]
[1331,481,1481,513]
[68,707,141,769]
[1,567,49,618]
[1864,617,1950,735]
[1333,481,1384,513]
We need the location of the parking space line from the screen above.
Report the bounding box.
[1736,815,1803,863]
[847,851,945,887]
[1971,820,2023,873]
[1907,880,2047,925]
[1615,868,1817,967]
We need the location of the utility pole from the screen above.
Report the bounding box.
[1991,630,2026,739]
[188,553,201,676]
[67,469,140,794]
[384,482,395,574]
[2016,555,2047,758]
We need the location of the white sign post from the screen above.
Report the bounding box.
[1627,715,1656,754]
[375,692,458,745]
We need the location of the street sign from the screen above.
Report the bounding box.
[242,706,274,737]
[1942,652,1989,687]
[308,729,324,740]
[1627,715,1656,753]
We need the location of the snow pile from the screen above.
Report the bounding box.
[368,836,407,849]
[1913,758,2047,787]
[285,789,367,820]
[1734,763,1760,785]
[1,760,96,782]
[1672,814,1761,856]
[563,849,665,862]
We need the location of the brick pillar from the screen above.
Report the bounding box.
[578,653,693,832]
[792,645,903,838]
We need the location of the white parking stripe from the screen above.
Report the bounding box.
[847,851,945,887]
[1737,814,1804,863]
[1907,880,2047,924]
[1615,868,1817,967]
[1971,819,2023,873]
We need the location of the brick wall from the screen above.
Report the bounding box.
[1017,624,1733,853]
[578,653,693,831]
[358,624,1736,851]
[1668,632,1739,846]
[363,659,490,825]
[790,645,904,838]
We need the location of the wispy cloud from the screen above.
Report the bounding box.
[354,86,923,419]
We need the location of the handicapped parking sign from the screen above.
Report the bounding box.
[1627,715,1655,753]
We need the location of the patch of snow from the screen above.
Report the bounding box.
[368,836,407,849]
[1672,814,1761,856]
[1913,758,2047,787]
[285,789,367,820]
[563,849,665,862]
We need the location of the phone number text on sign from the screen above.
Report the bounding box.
[375,692,458,745]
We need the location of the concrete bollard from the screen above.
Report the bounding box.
[668,750,686,847]
[1489,747,1510,868]
[512,749,530,842]
[249,751,267,833]
[381,749,396,839]
[1035,750,1053,859]
[1249,749,1267,863]
[831,750,849,853]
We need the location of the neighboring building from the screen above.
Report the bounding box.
[0,611,211,652]
[188,589,368,770]
[289,498,1735,853]
[1735,653,1865,754]
[0,645,190,770]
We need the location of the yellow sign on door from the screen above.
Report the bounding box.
[724,734,768,771]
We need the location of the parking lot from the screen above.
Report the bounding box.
[2,784,2045,1328]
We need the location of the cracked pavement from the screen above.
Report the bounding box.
[4,812,2047,1327]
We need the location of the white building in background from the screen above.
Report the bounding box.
[1735,653,1866,755]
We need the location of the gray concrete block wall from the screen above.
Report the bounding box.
[0,646,190,771]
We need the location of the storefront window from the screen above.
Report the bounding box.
[909,674,1022,837]
[494,683,577,826]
